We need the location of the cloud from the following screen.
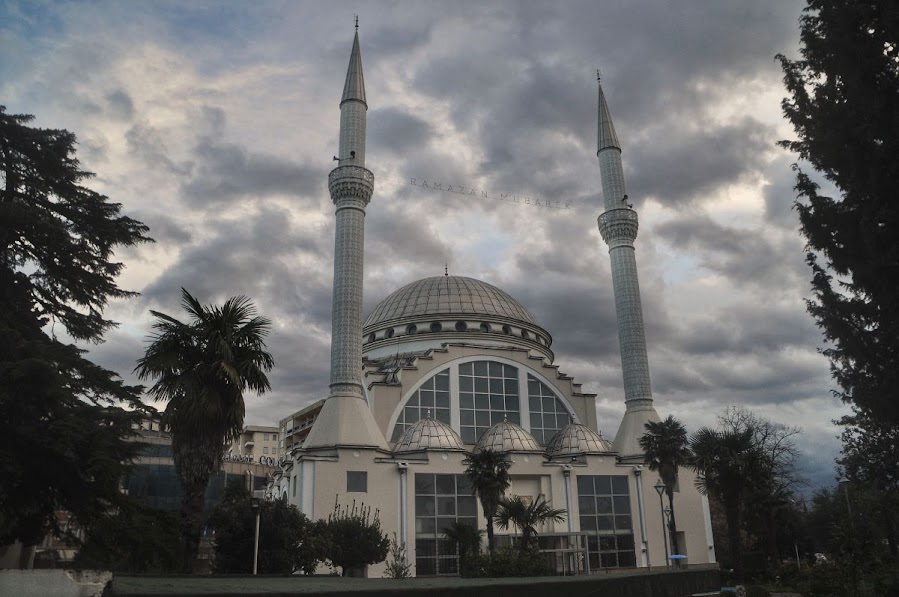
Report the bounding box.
[0,0,846,491]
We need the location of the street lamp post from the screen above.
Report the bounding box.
[251,497,261,575]
[654,480,670,567]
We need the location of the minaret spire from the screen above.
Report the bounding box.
[303,27,386,450]
[595,77,660,458]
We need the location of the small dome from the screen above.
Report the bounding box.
[476,420,543,453]
[394,417,466,453]
[545,423,611,457]
[365,276,536,328]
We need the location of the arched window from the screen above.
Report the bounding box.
[527,375,573,445]
[458,361,519,444]
[385,328,395,338]
[406,324,417,335]
[455,321,467,332]
[391,369,451,441]
[367,333,375,343]
[479,322,490,333]
[430,322,443,333]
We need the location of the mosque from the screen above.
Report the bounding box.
[270,28,716,576]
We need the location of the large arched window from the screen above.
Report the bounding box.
[459,361,520,444]
[391,369,451,441]
[527,374,572,445]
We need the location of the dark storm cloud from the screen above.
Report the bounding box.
[368,108,434,155]
[137,212,193,245]
[366,22,432,57]
[126,122,192,176]
[656,214,807,290]
[181,137,321,205]
[105,89,134,121]
[141,206,328,310]
[674,303,819,356]
[629,117,775,206]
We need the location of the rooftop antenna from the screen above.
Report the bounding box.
[444,263,448,277]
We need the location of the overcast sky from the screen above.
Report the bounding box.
[1,0,845,490]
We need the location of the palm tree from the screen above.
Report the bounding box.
[690,426,760,584]
[640,415,691,557]
[442,521,484,575]
[496,495,566,551]
[135,289,274,572]
[464,449,510,552]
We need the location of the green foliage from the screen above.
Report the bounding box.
[640,415,690,555]
[382,533,412,579]
[442,521,484,576]
[692,408,804,582]
[74,503,180,573]
[134,289,274,572]
[778,1,899,430]
[462,545,551,578]
[317,500,389,576]
[207,481,319,575]
[495,495,565,551]
[464,449,510,552]
[0,107,151,559]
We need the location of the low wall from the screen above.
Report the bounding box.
[0,569,112,597]
[111,567,721,596]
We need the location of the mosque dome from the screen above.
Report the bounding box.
[363,276,553,361]
[475,419,543,453]
[394,416,466,453]
[545,423,612,457]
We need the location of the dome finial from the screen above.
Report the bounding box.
[426,408,432,419]
[354,14,359,31]
[444,263,448,277]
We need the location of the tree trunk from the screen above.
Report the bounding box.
[17,544,36,570]
[766,508,780,566]
[666,489,679,556]
[181,480,207,573]
[724,499,744,584]
[485,513,495,553]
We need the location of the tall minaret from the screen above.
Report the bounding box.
[303,25,387,450]
[595,75,660,459]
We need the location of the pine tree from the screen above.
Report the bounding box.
[0,107,151,566]
[778,1,899,426]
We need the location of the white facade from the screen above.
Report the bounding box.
[271,29,716,577]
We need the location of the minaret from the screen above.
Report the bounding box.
[595,76,660,458]
[303,25,387,450]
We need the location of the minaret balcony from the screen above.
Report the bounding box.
[329,165,374,204]
[598,208,639,247]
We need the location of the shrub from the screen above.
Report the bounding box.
[462,545,551,578]
[208,481,319,574]
[74,503,180,573]
[383,533,412,579]
[318,500,389,576]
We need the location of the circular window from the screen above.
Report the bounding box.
[367,333,375,343]
[502,325,511,334]
[479,322,490,333]
[521,329,530,339]
[406,324,417,335]
[385,328,395,339]
[455,321,468,332]
[430,322,443,333]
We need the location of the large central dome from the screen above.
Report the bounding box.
[364,276,536,327]
[362,276,553,361]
